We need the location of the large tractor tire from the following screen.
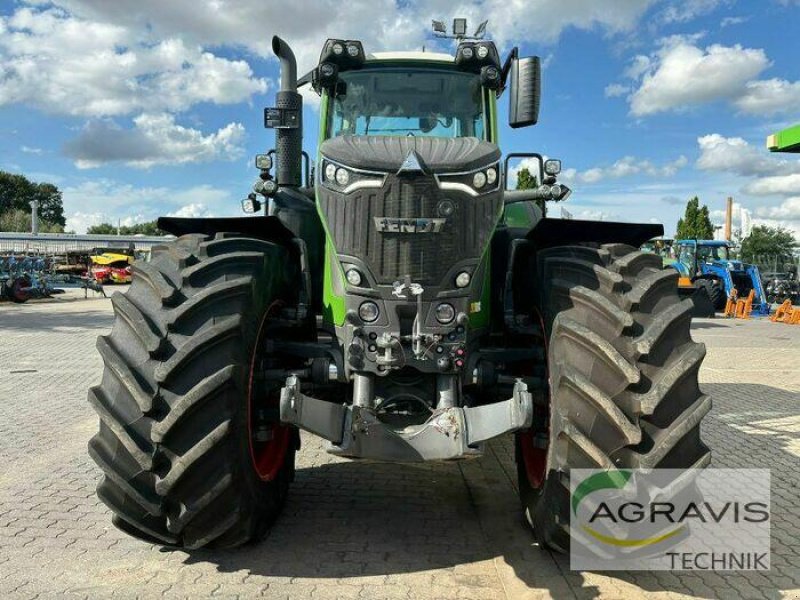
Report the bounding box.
[88,233,302,549]
[516,244,711,553]
[694,278,725,311]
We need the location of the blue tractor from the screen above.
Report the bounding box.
[671,239,770,315]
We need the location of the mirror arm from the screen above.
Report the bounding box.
[499,46,518,93]
[503,189,551,205]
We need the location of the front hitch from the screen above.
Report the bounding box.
[279,376,533,461]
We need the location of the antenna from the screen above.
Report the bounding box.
[431,18,488,41]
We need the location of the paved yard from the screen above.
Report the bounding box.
[1,290,799,599]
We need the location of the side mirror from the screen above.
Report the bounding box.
[509,56,540,128]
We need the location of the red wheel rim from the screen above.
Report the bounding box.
[247,302,292,481]
[519,305,549,489]
[519,432,547,489]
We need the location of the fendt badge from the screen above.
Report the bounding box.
[374,217,446,233]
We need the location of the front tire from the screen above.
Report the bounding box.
[88,233,301,549]
[695,278,725,310]
[516,244,711,552]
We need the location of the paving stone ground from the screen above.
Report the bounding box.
[1,288,798,599]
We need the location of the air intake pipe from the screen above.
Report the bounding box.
[272,36,303,187]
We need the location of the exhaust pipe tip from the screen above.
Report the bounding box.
[272,35,297,93]
[271,35,284,57]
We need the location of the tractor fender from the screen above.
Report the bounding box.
[524,218,663,250]
[157,216,297,247]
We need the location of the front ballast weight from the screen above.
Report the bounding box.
[279,374,533,461]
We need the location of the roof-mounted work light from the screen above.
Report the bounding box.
[455,41,501,73]
[318,39,365,69]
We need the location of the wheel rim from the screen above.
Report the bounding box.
[519,305,549,490]
[519,432,547,489]
[247,302,292,481]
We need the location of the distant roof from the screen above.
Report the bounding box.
[676,239,731,246]
[767,123,800,153]
[366,51,454,63]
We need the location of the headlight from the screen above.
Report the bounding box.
[476,45,489,59]
[320,158,385,193]
[435,303,455,324]
[455,272,471,288]
[359,301,380,323]
[549,184,563,199]
[332,43,344,55]
[346,44,360,57]
[544,159,561,175]
[461,46,474,59]
[435,162,500,196]
[241,197,256,213]
[346,269,362,286]
[437,199,455,217]
[335,168,350,186]
[319,62,336,77]
[254,154,272,170]
[324,163,336,181]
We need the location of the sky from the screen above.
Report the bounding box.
[1,0,799,237]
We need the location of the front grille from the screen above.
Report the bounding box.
[319,173,501,286]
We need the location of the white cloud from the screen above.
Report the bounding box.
[0,6,267,117]
[560,155,688,184]
[657,0,728,24]
[20,145,43,154]
[695,133,797,177]
[167,203,215,218]
[744,174,800,197]
[63,180,236,233]
[754,196,800,221]
[734,79,800,116]
[604,83,629,98]
[620,35,800,118]
[627,37,770,116]
[63,113,246,168]
[22,0,657,74]
[694,134,800,234]
[720,15,749,28]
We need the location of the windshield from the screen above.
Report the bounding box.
[697,245,729,261]
[328,68,486,139]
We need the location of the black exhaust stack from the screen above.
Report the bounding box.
[268,36,303,187]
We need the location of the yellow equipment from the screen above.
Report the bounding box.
[770,300,800,324]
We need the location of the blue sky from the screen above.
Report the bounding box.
[1,0,799,236]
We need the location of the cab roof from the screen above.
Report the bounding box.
[366,51,455,63]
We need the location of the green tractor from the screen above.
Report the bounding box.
[88,33,710,551]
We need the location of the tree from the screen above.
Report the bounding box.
[86,223,117,235]
[33,182,65,227]
[0,170,66,229]
[87,220,163,236]
[740,225,797,263]
[516,167,538,191]
[515,166,545,212]
[0,209,64,233]
[675,196,714,240]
